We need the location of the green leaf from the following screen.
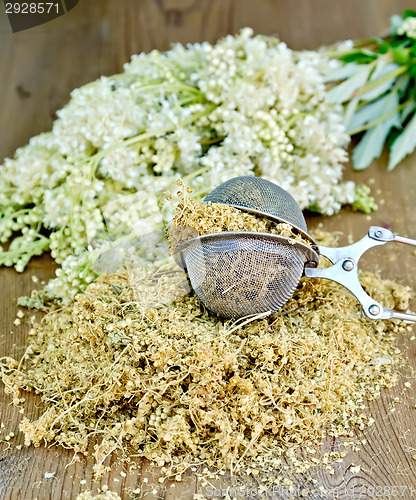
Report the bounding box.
[408,81,416,100]
[352,122,391,170]
[339,50,378,64]
[326,66,372,104]
[371,61,399,80]
[388,113,416,170]
[352,91,400,170]
[359,62,400,101]
[379,42,391,54]
[396,73,410,92]
[408,64,416,77]
[344,97,359,129]
[347,93,392,132]
[391,39,411,48]
[323,63,362,83]
[403,9,416,19]
[401,100,416,123]
[386,127,402,149]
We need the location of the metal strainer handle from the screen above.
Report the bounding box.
[305,226,416,322]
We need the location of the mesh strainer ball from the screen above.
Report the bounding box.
[175,232,317,319]
[173,176,320,319]
[203,176,316,247]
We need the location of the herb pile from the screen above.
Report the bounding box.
[326,9,416,170]
[1,221,412,481]
[76,491,120,500]
[1,29,374,307]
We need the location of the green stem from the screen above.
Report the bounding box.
[352,64,408,98]
[192,188,211,198]
[352,38,385,48]
[320,36,388,57]
[177,95,202,107]
[199,135,226,146]
[0,234,50,261]
[348,98,413,135]
[182,166,210,183]
[110,72,203,97]
[321,48,375,59]
[133,81,203,98]
[284,112,307,128]
[0,207,31,219]
[151,51,202,96]
[87,104,215,172]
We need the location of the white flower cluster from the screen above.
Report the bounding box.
[397,16,416,38]
[1,29,360,304]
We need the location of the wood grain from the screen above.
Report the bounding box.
[1,0,416,498]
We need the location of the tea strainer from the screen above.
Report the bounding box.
[174,176,416,321]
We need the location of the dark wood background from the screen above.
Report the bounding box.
[1,1,416,498]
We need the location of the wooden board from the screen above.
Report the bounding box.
[1,1,416,498]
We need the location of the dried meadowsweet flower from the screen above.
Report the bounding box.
[0,229,412,482]
[168,180,312,252]
[75,491,121,500]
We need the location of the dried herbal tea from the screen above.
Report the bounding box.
[168,180,312,252]
[76,490,121,500]
[0,232,413,481]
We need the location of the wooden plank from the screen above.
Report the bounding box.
[306,152,416,497]
[1,1,416,498]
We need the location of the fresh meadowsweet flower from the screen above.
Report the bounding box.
[0,29,372,305]
[397,16,416,38]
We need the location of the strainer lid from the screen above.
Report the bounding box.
[203,176,318,250]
